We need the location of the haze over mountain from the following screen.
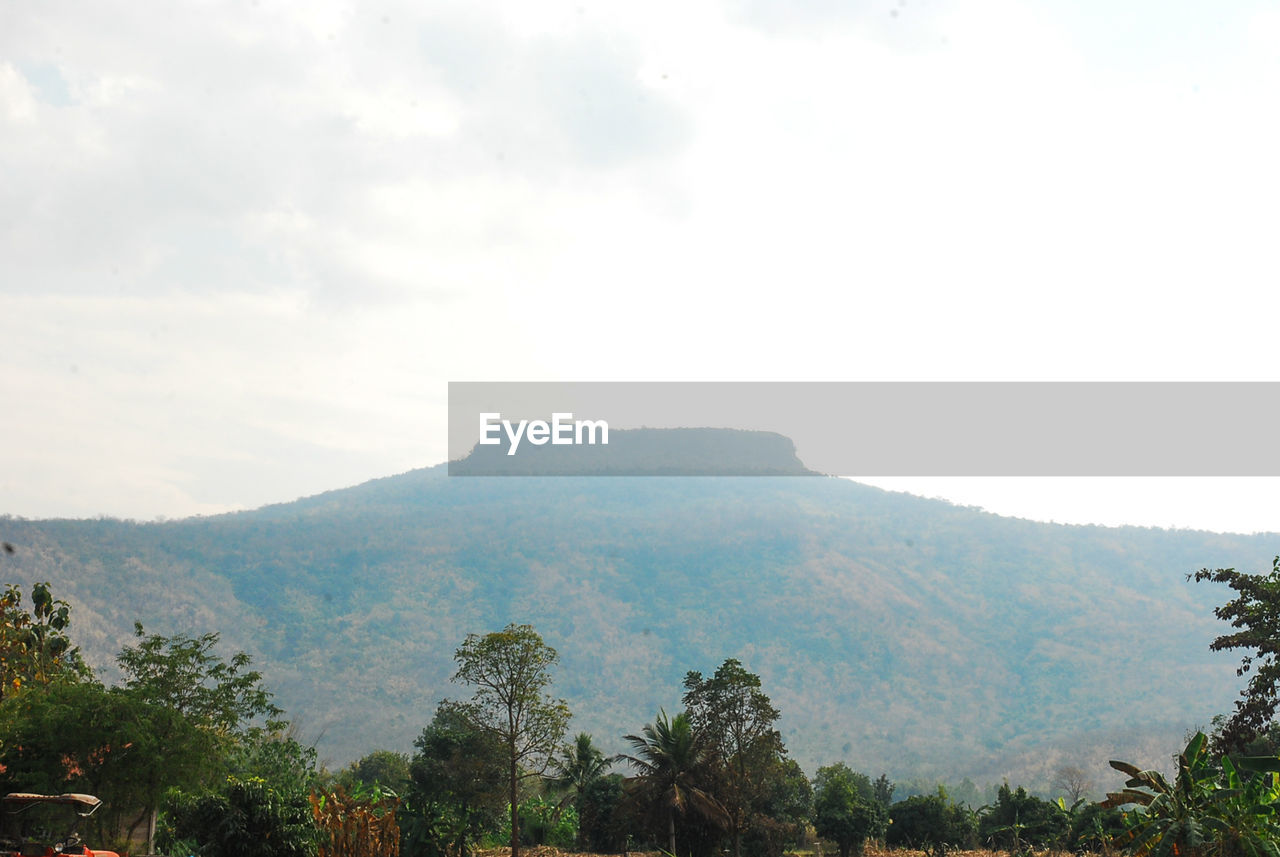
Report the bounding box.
[2,429,1275,793]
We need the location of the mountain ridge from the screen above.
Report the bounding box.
[1,441,1275,793]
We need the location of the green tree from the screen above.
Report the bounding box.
[872,774,894,809]
[683,658,785,857]
[226,727,320,795]
[812,764,887,857]
[116,622,284,850]
[1192,558,1280,752]
[118,622,282,732]
[622,709,728,857]
[449,623,570,857]
[812,763,876,805]
[403,702,510,857]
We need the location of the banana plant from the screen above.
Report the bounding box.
[1206,755,1280,857]
[1102,731,1280,857]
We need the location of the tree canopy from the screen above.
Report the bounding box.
[1192,557,1280,752]
[683,658,786,857]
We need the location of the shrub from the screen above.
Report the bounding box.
[888,792,975,854]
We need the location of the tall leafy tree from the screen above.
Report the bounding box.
[683,659,785,857]
[622,709,728,857]
[871,774,894,809]
[549,732,612,799]
[449,623,570,857]
[226,726,320,796]
[340,750,411,794]
[1192,557,1280,752]
[577,773,630,854]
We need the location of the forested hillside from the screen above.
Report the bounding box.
[2,450,1275,790]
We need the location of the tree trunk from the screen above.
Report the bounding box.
[511,752,520,857]
[668,809,677,857]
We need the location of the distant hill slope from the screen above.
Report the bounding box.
[2,431,1277,790]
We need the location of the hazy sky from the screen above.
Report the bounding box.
[4,1,1280,532]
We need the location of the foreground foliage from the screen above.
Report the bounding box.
[977,783,1068,852]
[162,775,317,857]
[1103,731,1280,857]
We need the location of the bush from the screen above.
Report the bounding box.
[495,796,577,848]
[578,774,629,852]
[887,793,975,854]
[161,776,318,857]
[1066,802,1126,854]
[977,784,1067,851]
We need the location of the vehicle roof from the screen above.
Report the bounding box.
[2,793,102,809]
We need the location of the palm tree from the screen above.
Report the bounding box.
[621,709,727,856]
[548,732,614,846]
[550,732,613,795]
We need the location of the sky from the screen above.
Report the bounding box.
[3,0,1280,533]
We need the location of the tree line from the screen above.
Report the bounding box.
[7,554,1280,856]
